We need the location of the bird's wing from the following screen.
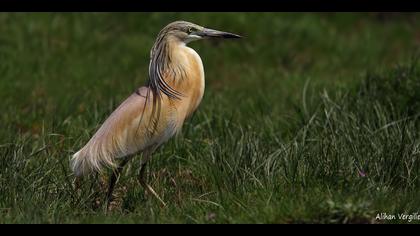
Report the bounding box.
[71,87,155,176]
[93,86,154,155]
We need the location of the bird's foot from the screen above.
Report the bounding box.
[102,174,127,213]
[104,187,127,213]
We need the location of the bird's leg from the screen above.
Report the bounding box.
[106,157,131,211]
[138,151,167,207]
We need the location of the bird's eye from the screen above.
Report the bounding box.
[188,27,195,33]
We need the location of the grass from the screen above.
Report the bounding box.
[1,12,420,223]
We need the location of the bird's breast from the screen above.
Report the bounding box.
[164,45,205,121]
[147,45,205,146]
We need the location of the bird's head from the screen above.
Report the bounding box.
[159,21,242,44]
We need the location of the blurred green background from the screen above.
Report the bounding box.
[1,13,419,138]
[1,13,420,223]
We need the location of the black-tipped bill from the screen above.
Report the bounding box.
[196,28,242,39]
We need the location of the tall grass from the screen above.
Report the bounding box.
[1,62,420,223]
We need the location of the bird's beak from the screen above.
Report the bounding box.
[196,28,242,39]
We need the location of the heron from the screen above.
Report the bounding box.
[70,21,241,208]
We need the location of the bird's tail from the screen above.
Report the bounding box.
[70,143,118,177]
[70,149,90,177]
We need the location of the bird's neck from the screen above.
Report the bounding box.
[148,37,204,100]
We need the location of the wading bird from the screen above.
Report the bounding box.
[70,21,241,208]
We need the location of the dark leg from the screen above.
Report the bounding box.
[138,150,167,207]
[106,157,131,211]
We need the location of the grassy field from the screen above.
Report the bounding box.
[1,12,420,223]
